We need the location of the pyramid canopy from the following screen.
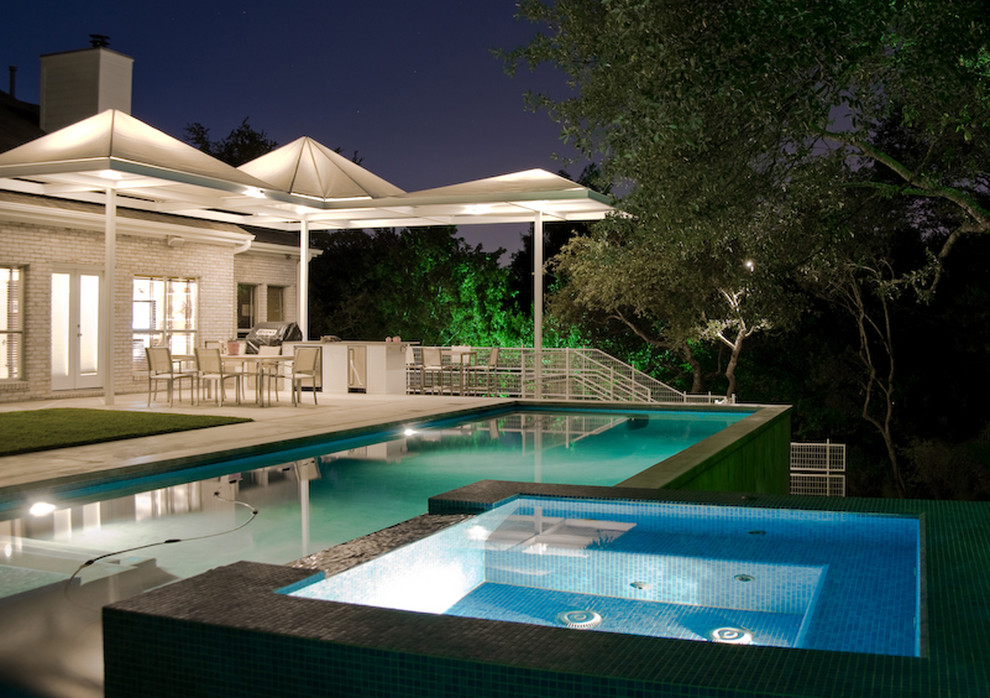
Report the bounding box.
[239,136,404,201]
[0,109,271,195]
[400,168,603,202]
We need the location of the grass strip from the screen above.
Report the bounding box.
[0,408,252,457]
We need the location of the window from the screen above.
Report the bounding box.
[267,286,285,322]
[132,277,198,369]
[237,283,256,333]
[0,267,23,380]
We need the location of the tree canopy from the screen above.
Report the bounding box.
[509,0,990,252]
[183,117,279,166]
[503,1,990,495]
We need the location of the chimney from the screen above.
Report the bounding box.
[7,66,15,98]
[40,36,133,132]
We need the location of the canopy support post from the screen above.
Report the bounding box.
[299,218,310,340]
[102,187,116,406]
[534,209,543,399]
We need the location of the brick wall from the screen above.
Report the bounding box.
[233,251,299,327]
[0,218,244,402]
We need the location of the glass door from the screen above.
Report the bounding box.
[51,270,102,390]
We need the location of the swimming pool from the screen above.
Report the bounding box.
[0,407,749,585]
[283,495,921,657]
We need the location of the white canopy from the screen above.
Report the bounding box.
[0,109,272,200]
[239,136,404,200]
[0,110,616,402]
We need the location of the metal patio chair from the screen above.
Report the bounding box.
[465,346,499,396]
[291,346,321,405]
[145,346,197,407]
[195,347,242,406]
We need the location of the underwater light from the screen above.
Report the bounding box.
[403,428,417,436]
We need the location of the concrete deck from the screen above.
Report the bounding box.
[0,391,514,499]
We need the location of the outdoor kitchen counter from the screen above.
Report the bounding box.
[286,341,411,395]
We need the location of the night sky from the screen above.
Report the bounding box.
[3,0,583,257]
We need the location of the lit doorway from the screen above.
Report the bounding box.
[51,269,102,390]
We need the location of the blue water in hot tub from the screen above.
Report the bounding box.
[285,495,922,657]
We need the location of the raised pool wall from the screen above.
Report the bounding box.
[553,402,792,495]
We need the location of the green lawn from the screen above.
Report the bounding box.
[0,408,252,457]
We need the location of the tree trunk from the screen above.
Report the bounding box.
[723,328,746,400]
[839,267,907,497]
[680,341,704,394]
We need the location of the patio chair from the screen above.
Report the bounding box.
[257,345,283,403]
[465,346,499,396]
[195,347,242,406]
[420,346,446,394]
[291,346,321,406]
[405,344,423,394]
[145,346,197,407]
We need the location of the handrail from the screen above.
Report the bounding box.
[406,346,730,404]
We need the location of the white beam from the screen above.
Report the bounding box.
[103,188,116,406]
[534,209,543,399]
[299,218,310,339]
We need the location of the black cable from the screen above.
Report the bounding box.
[64,491,259,597]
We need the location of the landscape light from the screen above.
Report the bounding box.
[29,501,57,517]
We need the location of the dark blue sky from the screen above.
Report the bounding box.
[4,0,584,256]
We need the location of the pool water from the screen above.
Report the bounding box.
[285,495,922,657]
[0,408,747,585]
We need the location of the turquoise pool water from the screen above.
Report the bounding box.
[0,407,747,584]
[285,495,922,657]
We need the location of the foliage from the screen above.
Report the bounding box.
[308,227,526,347]
[183,117,279,166]
[502,0,990,494]
[508,0,990,248]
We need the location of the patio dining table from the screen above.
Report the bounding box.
[222,354,293,407]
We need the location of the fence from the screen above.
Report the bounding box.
[790,440,846,496]
[406,346,730,405]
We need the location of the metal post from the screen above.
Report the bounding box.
[103,188,116,406]
[534,210,543,399]
[299,218,310,340]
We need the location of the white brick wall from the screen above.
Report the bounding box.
[0,217,297,402]
[234,252,299,326]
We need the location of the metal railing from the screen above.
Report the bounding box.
[406,346,729,404]
[790,440,846,496]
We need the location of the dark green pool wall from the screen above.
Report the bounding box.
[618,405,792,494]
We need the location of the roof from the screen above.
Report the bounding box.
[239,136,404,200]
[0,109,615,232]
[0,89,44,154]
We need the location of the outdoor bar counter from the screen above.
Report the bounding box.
[287,340,409,395]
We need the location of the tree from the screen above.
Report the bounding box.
[505,0,990,481]
[183,117,278,166]
[308,227,526,347]
[507,0,990,265]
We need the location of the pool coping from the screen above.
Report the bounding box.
[104,482,990,697]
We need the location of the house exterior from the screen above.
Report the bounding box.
[0,43,307,403]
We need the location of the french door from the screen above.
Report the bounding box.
[51,269,103,390]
